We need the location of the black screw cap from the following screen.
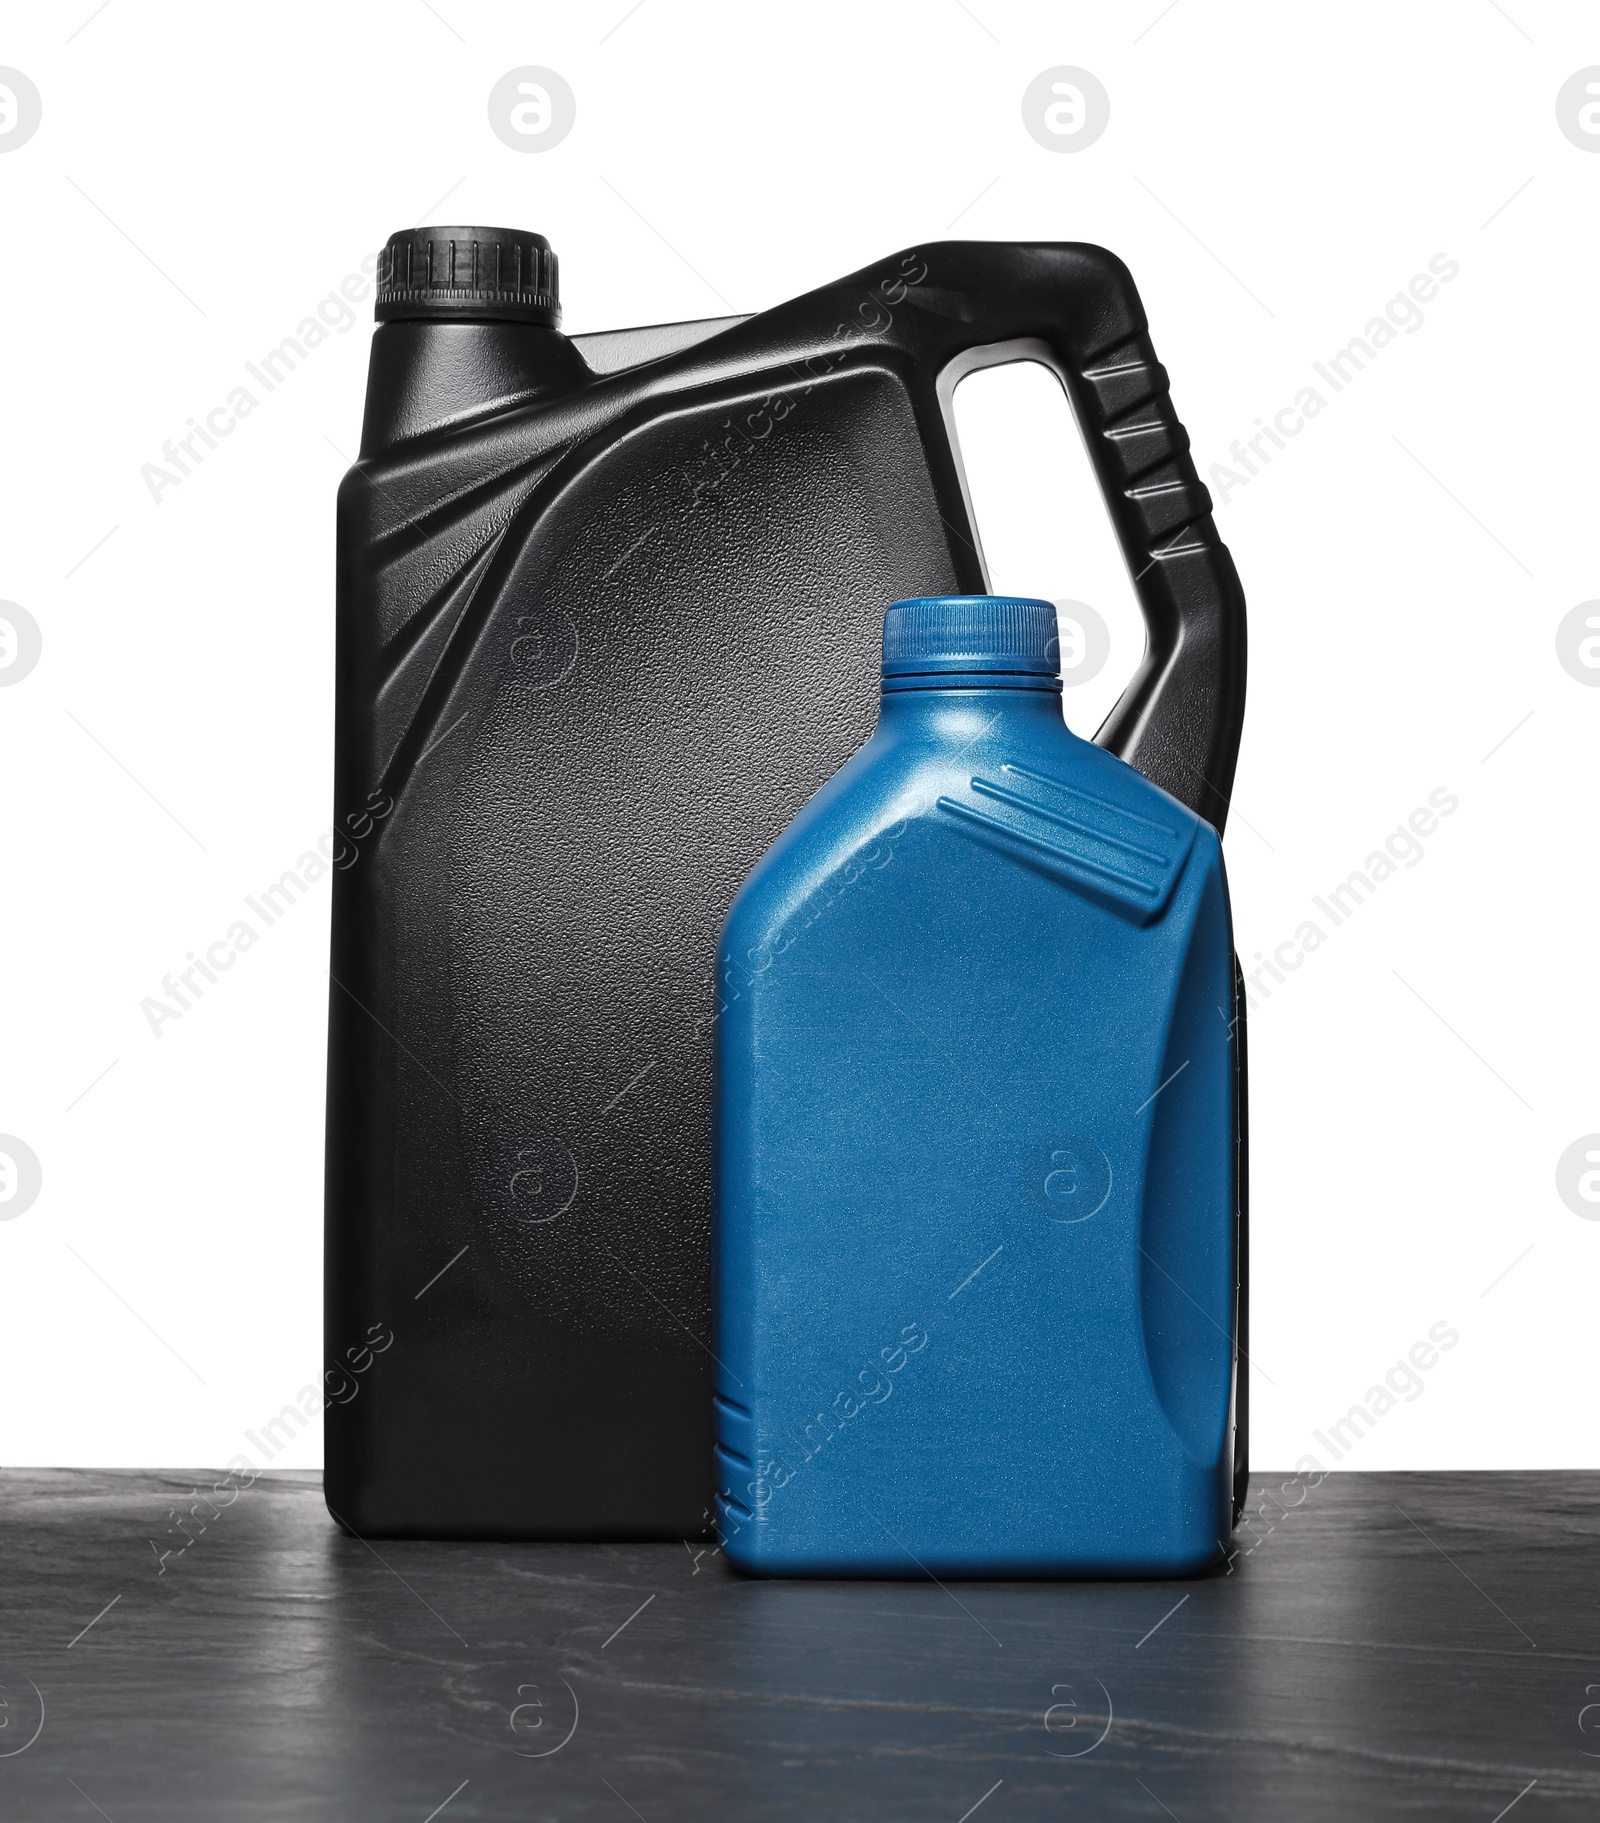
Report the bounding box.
[375,226,560,327]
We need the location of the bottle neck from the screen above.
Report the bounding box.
[360,320,589,456]
[875,679,1068,739]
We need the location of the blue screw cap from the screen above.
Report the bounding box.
[881,595,1060,677]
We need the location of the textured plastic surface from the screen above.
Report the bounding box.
[326,234,1247,1539]
[713,599,1237,1575]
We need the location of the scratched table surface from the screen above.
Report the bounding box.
[0,1470,1595,1821]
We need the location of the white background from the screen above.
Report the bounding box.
[1,0,1594,1472]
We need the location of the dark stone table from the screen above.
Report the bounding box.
[1,1469,1595,1819]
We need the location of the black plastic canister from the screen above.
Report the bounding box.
[325,226,1247,1538]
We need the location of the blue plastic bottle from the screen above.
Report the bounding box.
[713,597,1237,1576]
